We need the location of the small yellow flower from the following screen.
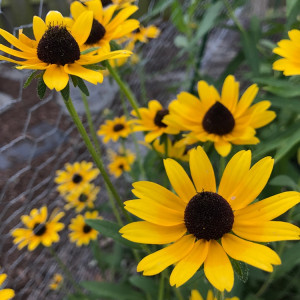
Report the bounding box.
[64,183,100,212]
[190,289,239,300]
[11,207,64,251]
[164,75,276,157]
[273,29,300,76]
[107,148,135,178]
[55,161,100,196]
[49,273,63,291]
[97,116,132,143]
[129,25,161,43]
[69,211,101,247]
[0,273,15,300]
[0,11,130,91]
[120,147,300,292]
[131,100,179,143]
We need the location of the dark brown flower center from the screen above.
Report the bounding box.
[72,173,83,184]
[37,25,80,65]
[85,19,106,45]
[79,193,88,202]
[154,109,169,127]
[101,0,113,6]
[184,191,234,241]
[202,102,235,135]
[119,163,124,170]
[113,124,125,132]
[33,223,47,236]
[83,224,92,233]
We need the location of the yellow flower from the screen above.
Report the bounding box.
[0,11,130,91]
[11,207,65,251]
[120,147,300,292]
[64,183,100,212]
[0,273,15,300]
[190,289,239,300]
[69,211,101,246]
[107,148,135,178]
[102,0,135,8]
[273,29,300,76]
[164,75,276,157]
[70,0,139,51]
[55,161,100,196]
[49,273,64,290]
[131,100,179,143]
[97,116,132,143]
[129,25,161,43]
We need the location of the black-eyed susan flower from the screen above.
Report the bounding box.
[190,289,239,300]
[64,183,100,212]
[0,273,14,300]
[69,0,139,51]
[0,11,130,91]
[55,161,100,196]
[69,211,101,246]
[164,75,276,157]
[97,116,132,143]
[107,148,135,178]
[49,273,64,291]
[131,100,179,143]
[120,147,300,292]
[129,25,160,43]
[11,207,64,251]
[273,29,300,76]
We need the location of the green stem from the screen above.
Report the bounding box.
[158,272,165,300]
[215,290,225,300]
[64,97,131,223]
[222,0,246,34]
[173,287,184,300]
[106,61,141,118]
[81,92,123,226]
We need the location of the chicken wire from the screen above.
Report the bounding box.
[0,0,256,299]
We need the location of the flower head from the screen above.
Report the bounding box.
[49,273,64,290]
[0,11,131,91]
[97,116,132,143]
[70,0,139,50]
[129,25,160,43]
[0,273,15,300]
[55,161,100,196]
[273,29,300,76]
[11,207,65,251]
[131,100,179,143]
[164,75,276,156]
[69,211,101,246]
[120,147,300,291]
[190,289,239,300]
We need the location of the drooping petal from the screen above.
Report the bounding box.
[214,140,232,157]
[170,239,209,287]
[45,11,64,27]
[189,146,216,193]
[222,233,281,272]
[33,16,46,42]
[190,290,204,300]
[43,64,69,91]
[119,221,186,244]
[204,240,234,292]
[71,11,93,46]
[164,158,196,203]
[137,235,195,276]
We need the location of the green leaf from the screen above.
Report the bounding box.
[37,76,47,99]
[60,82,70,101]
[270,175,300,192]
[24,70,40,88]
[77,77,90,96]
[171,0,187,33]
[174,35,188,48]
[81,281,143,300]
[110,40,121,51]
[286,0,300,30]
[80,47,100,55]
[85,219,142,249]
[142,0,173,21]
[267,96,300,113]
[231,259,248,283]
[71,75,78,87]
[129,276,158,296]
[84,64,106,71]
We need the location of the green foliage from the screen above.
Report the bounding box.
[37,76,46,99]
[60,82,70,101]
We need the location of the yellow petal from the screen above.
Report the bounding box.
[43,64,69,91]
[222,233,281,272]
[107,5,138,30]
[0,289,15,300]
[189,146,216,193]
[0,44,36,59]
[214,140,232,157]
[70,1,88,19]
[233,221,300,242]
[170,239,209,287]
[234,191,300,222]
[124,199,184,226]
[33,16,46,42]
[221,75,239,112]
[218,150,251,202]
[235,84,258,118]
[102,4,117,26]
[64,63,103,85]
[119,221,186,244]
[198,80,220,111]
[190,290,204,300]
[137,235,195,276]
[204,240,234,292]
[45,11,64,26]
[164,158,196,203]
[71,11,93,46]
[132,181,186,211]
[86,0,103,21]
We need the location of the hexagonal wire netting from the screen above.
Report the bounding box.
[0,0,255,298]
